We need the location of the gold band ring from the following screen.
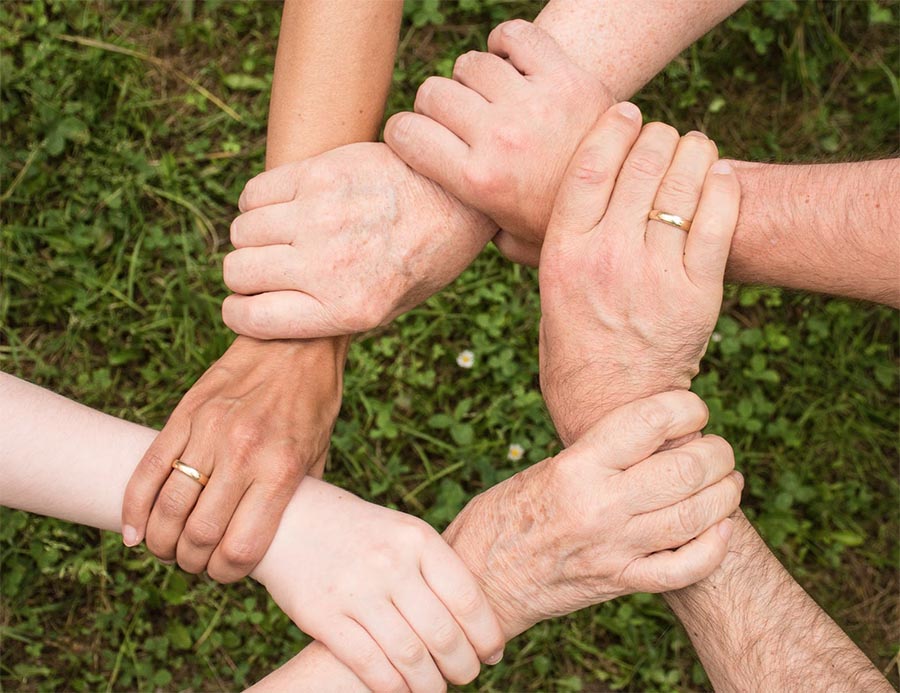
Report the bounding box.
[171,460,210,487]
[649,209,692,232]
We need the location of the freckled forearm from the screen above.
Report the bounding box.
[726,160,900,307]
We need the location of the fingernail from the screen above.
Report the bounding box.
[122,525,140,547]
[733,470,745,488]
[160,559,175,566]
[686,130,708,139]
[485,651,503,665]
[711,160,733,175]
[718,518,734,541]
[616,102,641,122]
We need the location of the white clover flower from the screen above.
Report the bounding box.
[507,443,525,461]
[711,332,723,343]
[456,349,475,369]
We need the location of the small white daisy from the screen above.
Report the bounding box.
[507,443,525,461]
[456,350,475,369]
[710,332,723,343]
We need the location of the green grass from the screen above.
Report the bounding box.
[1,0,898,690]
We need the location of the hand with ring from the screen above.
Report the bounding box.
[538,102,741,445]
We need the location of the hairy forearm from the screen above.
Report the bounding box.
[726,160,900,306]
[664,512,891,692]
[535,0,746,98]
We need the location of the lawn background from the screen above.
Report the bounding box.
[1,0,898,690]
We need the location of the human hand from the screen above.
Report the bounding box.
[221,142,497,340]
[122,336,345,582]
[443,391,742,638]
[385,19,611,266]
[538,103,740,445]
[253,479,505,692]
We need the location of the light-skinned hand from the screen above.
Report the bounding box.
[122,337,345,582]
[221,142,496,340]
[385,19,611,266]
[538,103,740,445]
[445,390,742,639]
[252,479,505,692]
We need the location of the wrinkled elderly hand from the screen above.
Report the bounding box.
[122,337,344,582]
[444,391,741,639]
[221,142,496,340]
[539,103,740,445]
[385,20,611,266]
[253,478,505,693]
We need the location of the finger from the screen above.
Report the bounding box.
[316,616,408,693]
[175,468,250,574]
[646,131,718,264]
[604,121,680,247]
[222,245,303,295]
[572,390,710,471]
[617,435,735,514]
[358,606,445,693]
[206,481,294,583]
[493,230,541,267]
[683,159,741,288]
[384,112,469,199]
[144,440,211,561]
[230,201,299,249]
[545,102,643,239]
[487,20,569,77]
[420,541,505,665]
[626,519,735,593]
[122,416,190,546]
[452,50,526,101]
[393,582,481,685]
[222,292,333,340]
[634,471,744,550]
[237,161,307,212]
[414,76,488,144]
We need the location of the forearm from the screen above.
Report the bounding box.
[234,0,403,362]
[266,0,401,167]
[664,512,891,692]
[726,160,900,306]
[535,0,746,98]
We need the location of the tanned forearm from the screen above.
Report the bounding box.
[665,512,892,692]
[726,159,900,306]
[231,0,403,368]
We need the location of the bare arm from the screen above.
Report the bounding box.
[666,513,893,692]
[726,159,900,307]
[121,0,402,581]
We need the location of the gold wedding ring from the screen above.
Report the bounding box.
[171,459,210,487]
[649,209,692,232]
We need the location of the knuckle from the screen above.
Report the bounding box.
[706,435,736,470]
[184,516,225,549]
[671,451,705,493]
[661,173,700,200]
[633,399,673,433]
[414,76,439,109]
[431,620,461,655]
[675,499,704,537]
[219,538,262,569]
[452,50,479,78]
[397,638,427,667]
[463,161,502,195]
[624,149,668,179]
[571,147,613,186]
[454,585,487,618]
[143,450,174,476]
[156,486,193,520]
